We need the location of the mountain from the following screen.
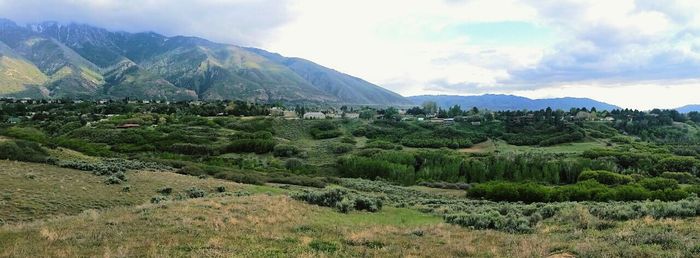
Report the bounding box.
[676,105,700,113]
[0,19,409,104]
[408,94,621,111]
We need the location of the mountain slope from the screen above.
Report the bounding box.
[0,18,408,104]
[247,48,411,105]
[408,94,620,111]
[0,41,48,97]
[676,105,700,113]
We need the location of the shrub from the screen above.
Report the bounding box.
[365,140,397,150]
[578,170,633,185]
[150,196,168,204]
[328,142,354,154]
[340,136,357,144]
[0,140,48,162]
[186,187,206,198]
[223,139,276,154]
[168,143,216,156]
[284,158,304,171]
[639,177,679,191]
[660,172,698,184]
[2,127,48,143]
[104,176,123,185]
[309,240,338,253]
[656,157,700,175]
[292,188,382,212]
[215,186,227,193]
[273,144,301,157]
[158,187,173,195]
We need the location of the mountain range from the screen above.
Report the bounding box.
[0,18,410,105]
[676,105,700,113]
[408,94,621,111]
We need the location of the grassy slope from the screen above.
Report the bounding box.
[0,160,252,223]
[2,161,700,257]
[0,55,48,94]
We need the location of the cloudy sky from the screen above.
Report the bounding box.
[2,0,700,109]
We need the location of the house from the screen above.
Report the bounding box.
[444,118,455,123]
[116,124,141,129]
[417,117,425,121]
[303,112,326,120]
[471,121,482,126]
[603,117,615,122]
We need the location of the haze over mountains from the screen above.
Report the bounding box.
[408,95,621,111]
[0,18,410,105]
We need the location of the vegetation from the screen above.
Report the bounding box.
[3,100,700,257]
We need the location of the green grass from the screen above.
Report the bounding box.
[0,160,245,223]
[460,139,610,154]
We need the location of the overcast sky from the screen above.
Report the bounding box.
[2,0,700,109]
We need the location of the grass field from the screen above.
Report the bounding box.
[0,160,275,223]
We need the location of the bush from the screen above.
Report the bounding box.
[273,144,301,157]
[328,142,354,154]
[578,170,633,185]
[215,186,227,193]
[223,139,276,154]
[186,187,206,198]
[2,127,48,143]
[284,158,304,171]
[309,240,338,253]
[150,196,168,204]
[656,157,700,175]
[168,143,216,156]
[365,140,396,150]
[158,187,173,195]
[639,177,679,191]
[292,188,383,213]
[0,140,48,162]
[660,172,698,184]
[340,136,357,144]
[104,176,123,185]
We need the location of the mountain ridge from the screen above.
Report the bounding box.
[0,18,410,105]
[408,94,621,111]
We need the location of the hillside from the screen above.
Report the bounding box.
[677,105,700,113]
[408,94,620,111]
[0,19,408,104]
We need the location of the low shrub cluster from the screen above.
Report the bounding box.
[578,170,633,185]
[0,140,48,162]
[468,180,691,203]
[292,188,383,213]
[418,181,471,190]
[273,144,302,157]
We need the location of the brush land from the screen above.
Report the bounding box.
[2,100,700,257]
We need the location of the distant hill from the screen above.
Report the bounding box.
[0,18,410,105]
[676,105,700,113]
[408,94,621,111]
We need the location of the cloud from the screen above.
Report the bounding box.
[0,0,293,46]
[505,0,700,87]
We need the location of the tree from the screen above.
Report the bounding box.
[384,107,399,120]
[448,105,462,118]
[422,101,438,115]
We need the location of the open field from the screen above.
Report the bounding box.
[0,160,278,223]
[2,186,700,257]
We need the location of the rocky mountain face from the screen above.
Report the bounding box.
[0,19,410,105]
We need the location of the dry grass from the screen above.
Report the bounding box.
[2,161,700,257]
[2,191,699,257]
[0,160,247,223]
